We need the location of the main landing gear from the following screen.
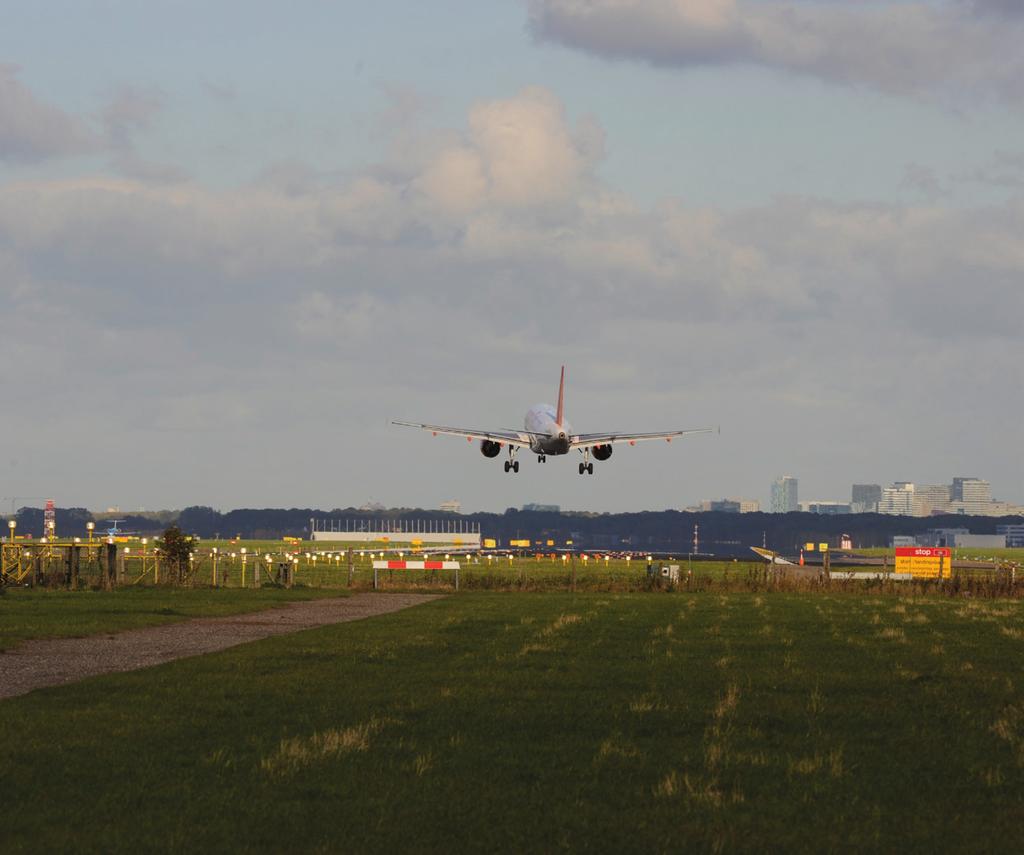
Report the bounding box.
[578,448,594,475]
[504,447,520,473]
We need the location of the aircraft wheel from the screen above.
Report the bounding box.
[513,461,520,473]
[578,462,585,475]
[588,463,594,475]
[504,461,511,472]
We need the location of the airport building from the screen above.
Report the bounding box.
[310,517,481,547]
[770,476,798,513]
[997,525,1024,548]
[698,498,761,513]
[801,501,852,515]
[893,529,1007,548]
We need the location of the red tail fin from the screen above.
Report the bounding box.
[555,365,565,426]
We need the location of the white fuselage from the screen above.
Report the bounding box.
[525,404,572,455]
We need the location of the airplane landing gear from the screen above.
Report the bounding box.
[538,454,547,463]
[505,448,520,473]
[578,449,594,475]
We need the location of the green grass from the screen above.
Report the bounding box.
[2,592,1024,852]
[0,587,345,651]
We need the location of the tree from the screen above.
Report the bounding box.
[158,525,194,584]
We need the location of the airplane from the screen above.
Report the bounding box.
[393,366,715,475]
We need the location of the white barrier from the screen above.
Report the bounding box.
[371,560,461,590]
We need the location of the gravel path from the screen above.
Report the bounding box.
[0,593,442,701]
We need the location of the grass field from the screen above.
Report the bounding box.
[2,591,1024,852]
[0,587,343,651]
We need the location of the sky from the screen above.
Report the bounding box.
[1,0,1022,514]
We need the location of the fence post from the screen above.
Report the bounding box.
[102,543,115,591]
[347,548,354,587]
[373,565,379,591]
[455,565,459,592]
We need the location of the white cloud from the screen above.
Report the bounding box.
[415,87,601,215]
[527,1,1024,103]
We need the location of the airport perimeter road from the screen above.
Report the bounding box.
[0,593,442,700]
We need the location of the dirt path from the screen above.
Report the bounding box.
[0,593,442,701]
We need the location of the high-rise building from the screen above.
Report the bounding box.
[951,477,990,503]
[949,477,993,515]
[439,500,462,514]
[851,484,881,513]
[770,476,798,513]
[914,484,951,516]
[879,482,915,515]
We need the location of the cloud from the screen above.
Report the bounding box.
[962,150,1024,188]
[0,67,185,180]
[0,64,96,161]
[415,87,602,214]
[527,1,1024,102]
[2,85,1022,508]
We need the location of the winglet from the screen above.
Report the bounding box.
[555,365,566,427]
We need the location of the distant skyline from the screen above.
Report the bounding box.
[2,1,1023,513]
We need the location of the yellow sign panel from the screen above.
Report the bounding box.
[819,543,829,553]
[546,539,554,547]
[895,548,950,579]
[805,542,815,552]
[510,539,531,548]
[483,538,497,549]
[411,539,423,546]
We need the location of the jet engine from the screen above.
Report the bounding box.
[480,439,502,458]
[592,444,613,461]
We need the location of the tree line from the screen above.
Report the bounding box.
[7,505,1021,551]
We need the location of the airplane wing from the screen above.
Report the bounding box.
[751,546,795,565]
[569,427,717,448]
[392,421,535,448]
